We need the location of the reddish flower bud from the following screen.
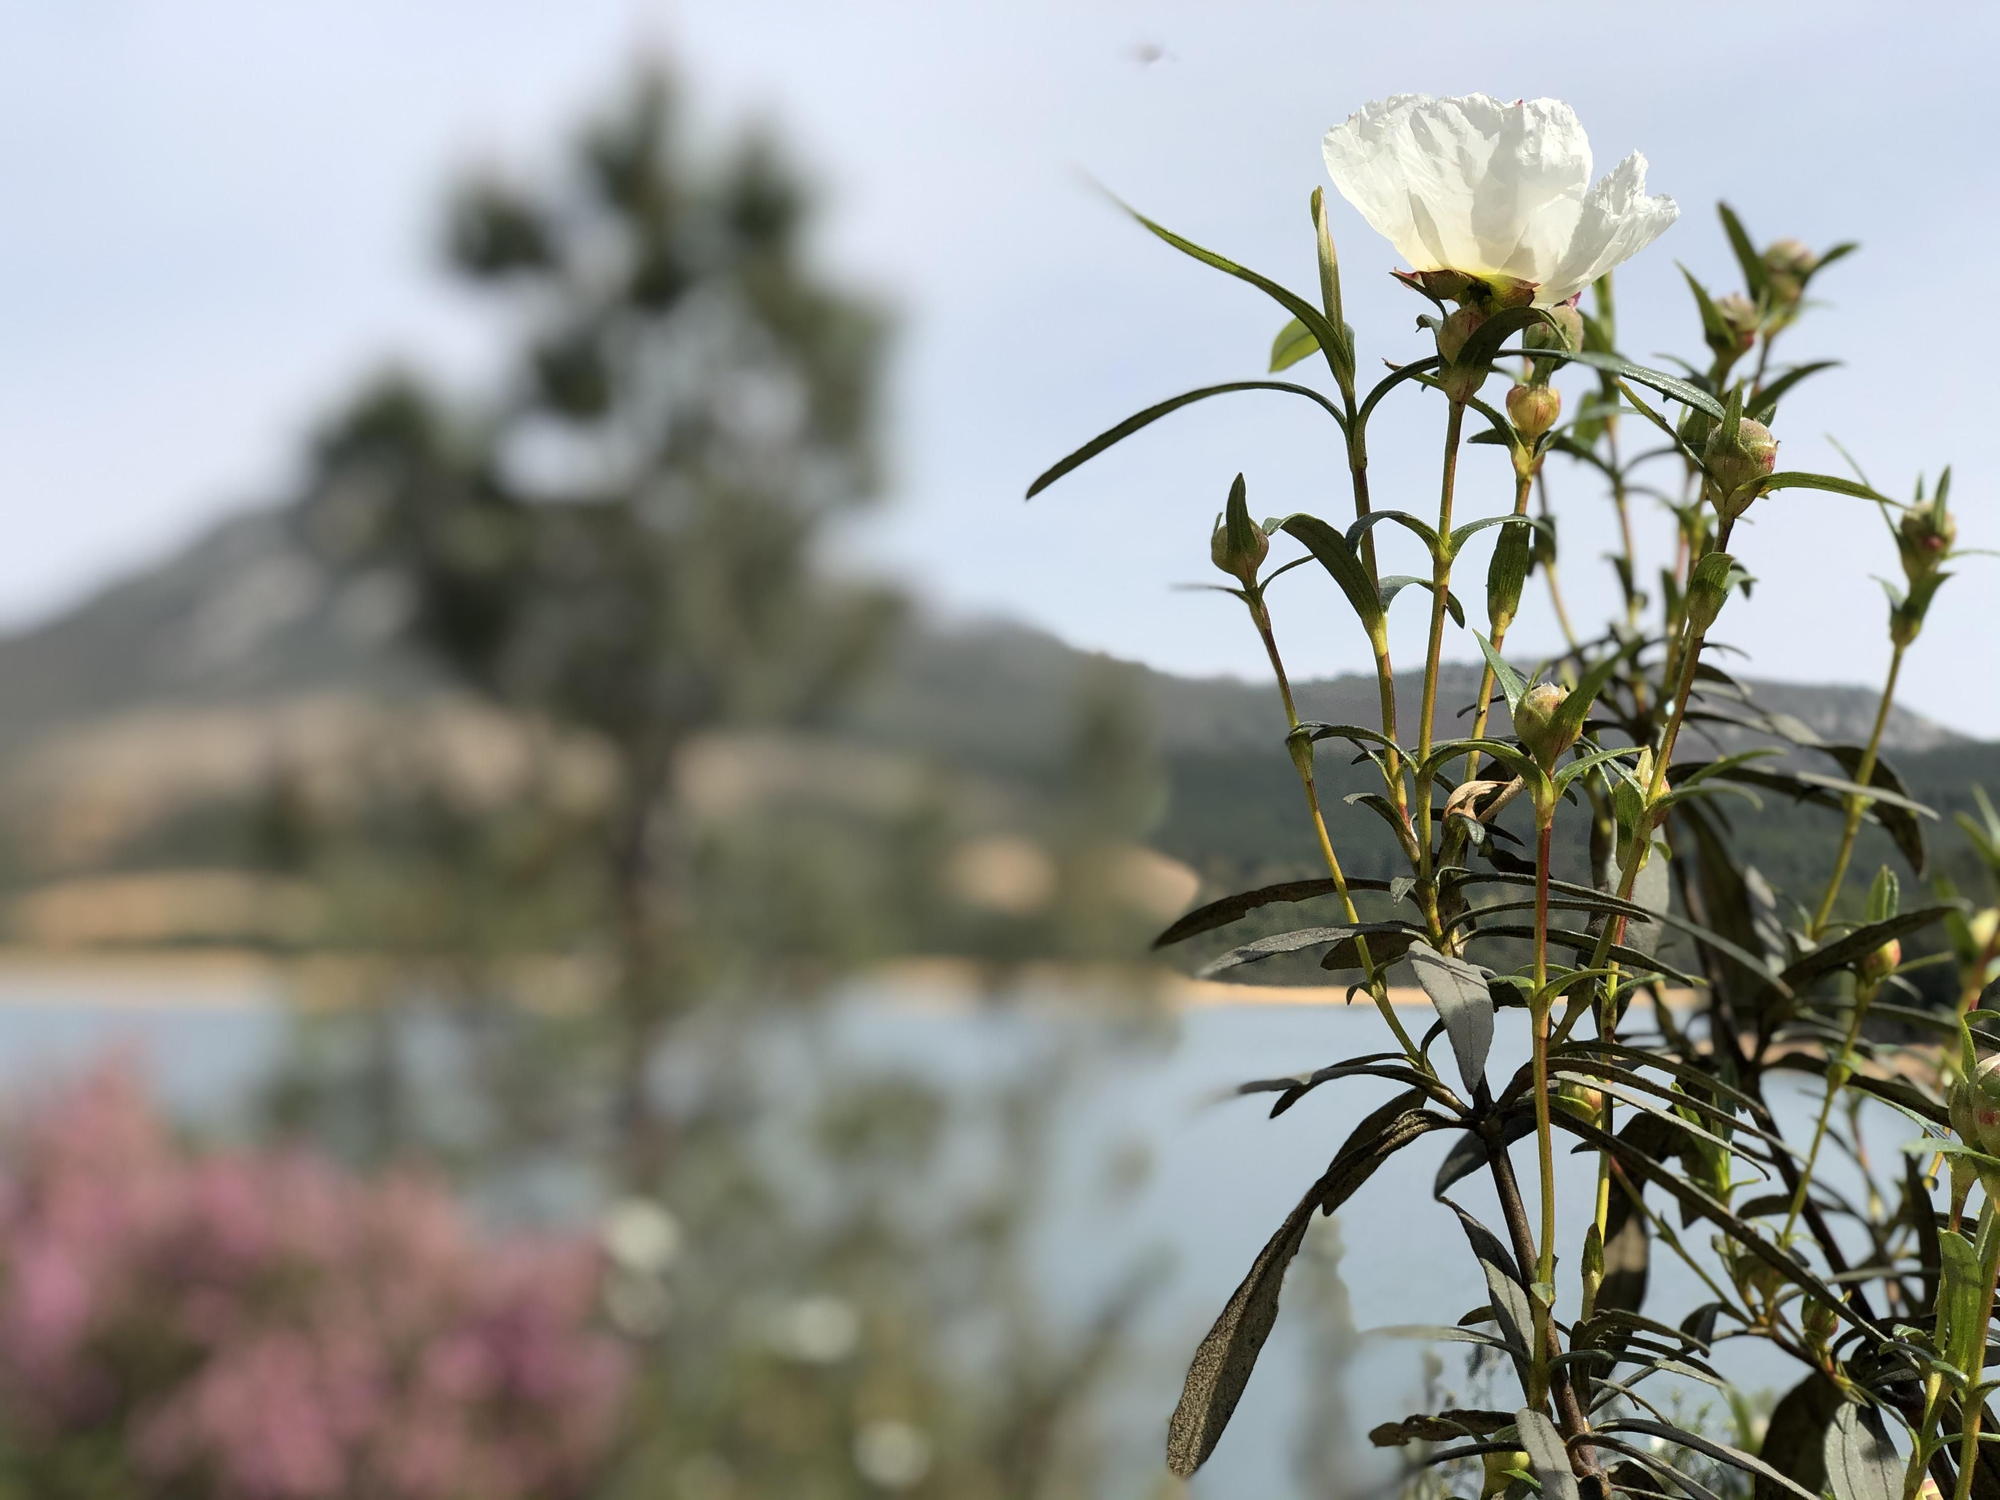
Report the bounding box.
[1713,292,1759,353]
[1436,305,1486,365]
[1703,417,1779,516]
[1506,382,1562,441]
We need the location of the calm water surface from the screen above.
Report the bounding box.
[0,967,1904,1497]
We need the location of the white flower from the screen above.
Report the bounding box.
[1323,94,1678,307]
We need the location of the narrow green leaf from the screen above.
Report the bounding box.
[1820,1403,1902,1500]
[1166,1094,1445,1477]
[1865,865,1900,924]
[1490,347,1726,419]
[1197,923,1415,978]
[1547,639,1639,749]
[1378,575,1465,627]
[1516,1409,1581,1500]
[1119,199,1350,388]
[1026,381,1347,498]
[1717,202,1771,303]
[1309,187,1355,390]
[1680,264,1736,353]
[1447,511,1546,559]
[1348,509,1441,553]
[1406,940,1494,1092]
[1151,876,1390,949]
[1748,360,1839,424]
[1473,631,1530,715]
[1269,316,1318,373]
[1277,514,1384,630]
[1223,473,1259,563]
[1760,471,1895,504]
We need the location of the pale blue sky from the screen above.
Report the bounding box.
[4,1,1996,730]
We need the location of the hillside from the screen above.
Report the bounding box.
[0,506,1991,942]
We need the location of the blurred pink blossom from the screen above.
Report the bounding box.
[0,1063,629,1499]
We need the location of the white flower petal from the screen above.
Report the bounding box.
[1324,94,1675,305]
[1469,98,1591,284]
[1538,152,1679,306]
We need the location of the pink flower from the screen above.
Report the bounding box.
[0,1061,630,1499]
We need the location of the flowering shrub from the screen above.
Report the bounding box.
[1039,91,1993,1499]
[0,1064,628,1500]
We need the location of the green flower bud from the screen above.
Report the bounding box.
[1513,681,1578,771]
[1898,503,1957,582]
[1523,301,1584,353]
[1210,514,1269,587]
[1713,292,1760,354]
[1858,937,1901,984]
[1800,1296,1839,1354]
[1954,1054,2000,1156]
[1703,417,1779,517]
[1506,382,1562,441]
[1436,305,1486,366]
[1481,1450,1530,1500]
[1763,237,1817,305]
[1554,1078,1604,1124]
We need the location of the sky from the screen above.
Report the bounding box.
[4,1,1998,731]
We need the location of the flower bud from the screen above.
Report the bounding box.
[1763,238,1817,305]
[1436,306,1486,366]
[1950,1053,2000,1159]
[1703,418,1779,516]
[1554,1078,1604,1124]
[1481,1450,1530,1500]
[1522,301,1585,353]
[1858,938,1901,985]
[1513,681,1578,770]
[1898,503,1957,582]
[1210,515,1269,587]
[1800,1296,1839,1354]
[1506,382,1562,441]
[1712,292,1760,354]
[1440,308,1488,402]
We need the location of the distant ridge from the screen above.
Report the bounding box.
[0,507,1968,766]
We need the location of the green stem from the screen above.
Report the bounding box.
[1809,640,1907,939]
[1530,812,1558,1406]
[1417,401,1465,778]
[1464,466,1534,780]
[1533,815,1557,1281]
[1780,978,1876,1243]
[1250,595,1424,1064]
[1412,400,1465,940]
[1349,428,1417,881]
[1954,1230,2000,1500]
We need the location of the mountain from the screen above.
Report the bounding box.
[0,506,1988,925]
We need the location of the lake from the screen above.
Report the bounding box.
[0,959,1898,1497]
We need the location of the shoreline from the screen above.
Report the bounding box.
[0,948,1699,1014]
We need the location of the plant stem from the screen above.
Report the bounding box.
[1533,814,1558,1293]
[1249,594,1423,1063]
[1485,1129,1597,1470]
[1412,400,1466,935]
[1953,1227,2000,1500]
[1781,978,1876,1242]
[1908,1201,1998,1499]
[1348,431,1416,872]
[1809,640,1907,939]
[1464,468,1534,776]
